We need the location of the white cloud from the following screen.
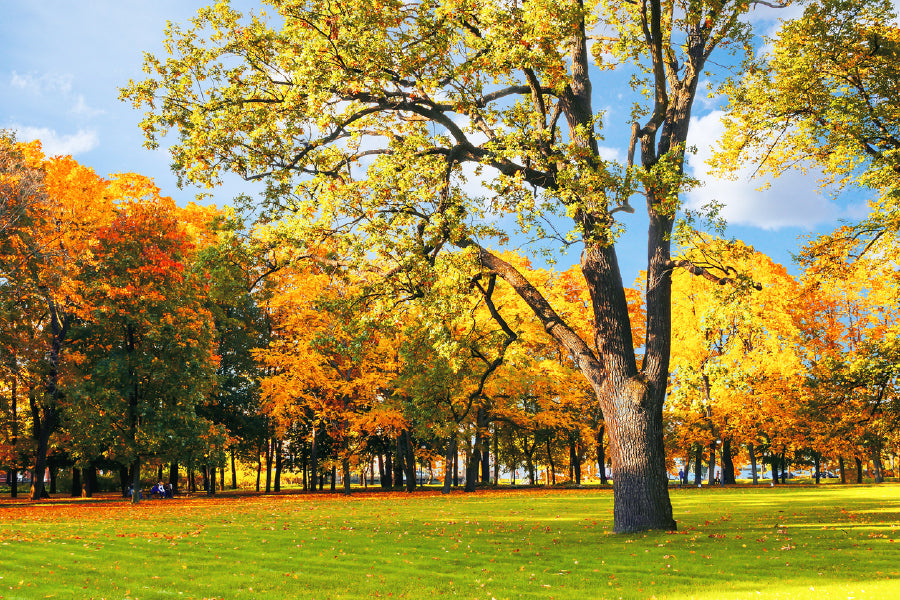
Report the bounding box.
[70,94,104,118]
[10,71,72,95]
[685,110,841,231]
[11,125,99,156]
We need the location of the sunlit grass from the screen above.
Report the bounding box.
[1,484,898,599]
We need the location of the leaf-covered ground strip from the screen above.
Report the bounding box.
[1,485,898,599]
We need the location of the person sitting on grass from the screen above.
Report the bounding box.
[150,482,164,499]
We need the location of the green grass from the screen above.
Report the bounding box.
[0,484,898,599]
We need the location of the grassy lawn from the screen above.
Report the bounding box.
[1,484,898,599]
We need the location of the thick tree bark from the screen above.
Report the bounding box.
[606,392,675,533]
[29,404,56,500]
[855,456,863,483]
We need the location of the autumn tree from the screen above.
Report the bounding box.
[123,0,786,532]
[64,176,221,504]
[714,0,900,257]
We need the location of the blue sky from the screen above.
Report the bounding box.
[0,1,877,285]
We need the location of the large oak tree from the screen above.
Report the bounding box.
[123,0,776,532]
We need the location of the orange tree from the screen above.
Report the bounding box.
[63,176,221,503]
[0,138,117,499]
[667,239,801,484]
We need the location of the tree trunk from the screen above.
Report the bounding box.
[189,467,196,493]
[9,373,18,498]
[255,454,261,492]
[814,451,821,484]
[442,436,457,494]
[208,466,216,496]
[274,438,283,492]
[493,427,500,485]
[596,426,608,485]
[131,456,141,504]
[264,438,272,493]
[477,407,489,484]
[330,465,336,492]
[377,453,387,489]
[708,441,716,486]
[71,467,81,497]
[839,456,846,484]
[453,451,459,487]
[780,451,787,484]
[169,462,179,495]
[546,438,556,485]
[157,464,164,482]
[722,438,736,485]
[393,435,405,489]
[231,448,237,489]
[748,443,758,485]
[29,404,56,500]
[310,428,319,492]
[464,436,479,492]
[342,457,351,496]
[606,397,676,533]
[220,462,225,490]
[693,443,703,485]
[872,449,884,483]
[402,431,416,492]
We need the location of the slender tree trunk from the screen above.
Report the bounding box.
[780,451,787,484]
[9,373,18,498]
[377,453,387,489]
[230,449,237,490]
[255,453,261,492]
[748,443,758,485]
[814,451,821,484]
[693,443,703,485]
[208,466,217,496]
[872,449,884,483]
[546,438,556,485]
[342,457,351,496]
[274,438,283,492]
[131,456,141,505]
[393,435,405,489]
[597,426,608,485]
[493,426,500,485]
[839,456,846,484]
[264,438,272,493]
[708,441,716,486]
[330,465,336,492]
[29,405,56,500]
[453,451,459,487]
[464,436,479,492]
[442,436,457,495]
[402,431,416,492]
[310,428,319,492]
[189,467,196,493]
